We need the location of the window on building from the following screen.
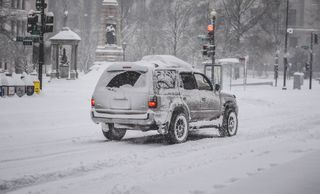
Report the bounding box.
[11,0,16,8]
[0,0,3,7]
[11,20,14,35]
[288,9,297,26]
[22,0,25,9]
[289,37,298,48]
[17,0,20,9]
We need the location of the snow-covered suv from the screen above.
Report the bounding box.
[91,55,238,143]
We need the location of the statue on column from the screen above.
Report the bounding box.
[106,23,116,45]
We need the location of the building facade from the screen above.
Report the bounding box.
[288,0,320,71]
[0,0,34,73]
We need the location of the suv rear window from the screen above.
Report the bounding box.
[107,71,145,88]
[154,70,176,89]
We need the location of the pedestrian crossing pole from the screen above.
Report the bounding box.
[309,32,314,90]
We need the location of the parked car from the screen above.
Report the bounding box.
[91,56,238,143]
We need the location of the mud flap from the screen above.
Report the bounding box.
[157,122,169,135]
[101,123,110,132]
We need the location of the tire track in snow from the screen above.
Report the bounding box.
[1,115,320,194]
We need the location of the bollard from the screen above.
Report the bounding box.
[33,80,40,94]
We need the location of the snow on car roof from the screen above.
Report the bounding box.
[105,55,194,73]
[203,58,242,65]
[141,55,193,70]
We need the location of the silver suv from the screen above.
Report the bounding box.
[91,56,238,143]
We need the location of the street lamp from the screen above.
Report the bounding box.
[122,42,127,61]
[208,9,216,85]
[283,0,289,90]
[210,9,217,19]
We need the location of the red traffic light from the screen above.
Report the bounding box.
[207,24,215,32]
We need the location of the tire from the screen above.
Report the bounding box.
[166,112,189,144]
[102,124,126,141]
[219,108,238,137]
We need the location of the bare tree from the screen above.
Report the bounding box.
[220,0,270,54]
[163,0,193,56]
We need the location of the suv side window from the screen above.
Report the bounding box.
[194,73,213,91]
[180,72,197,90]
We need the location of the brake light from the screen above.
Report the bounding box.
[91,98,95,107]
[148,96,157,108]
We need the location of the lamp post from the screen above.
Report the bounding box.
[309,32,314,90]
[122,42,127,61]
[274,50,280,87]
[283,0,289,90]
[209,9,216,85]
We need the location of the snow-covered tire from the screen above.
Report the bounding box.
[102,124,126,141]
[219,108,238,137]
[166,112,189,144]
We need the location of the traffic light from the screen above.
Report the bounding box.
[202,44,208,56]
[36,0,47,11]
[45,12,54,33]
[27,12,39,34]
[36,0,41,10]
[208,24,215,37]
[305,63,310,71]
[314,34,318,45]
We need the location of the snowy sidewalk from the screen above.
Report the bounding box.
[215,150,320,194]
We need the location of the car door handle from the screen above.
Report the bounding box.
[202,98,206,101]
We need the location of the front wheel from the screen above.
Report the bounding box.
[166,112,189,144]
[102,124,126,141]
[219,109,238,137]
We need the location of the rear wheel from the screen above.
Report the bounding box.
[166,112,189,144]
[102,124,126,141]
[219,108,238,137]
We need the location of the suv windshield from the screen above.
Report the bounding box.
[107,71,145,88]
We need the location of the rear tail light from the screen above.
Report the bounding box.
[91,98,95,107]
[148,96,158,108]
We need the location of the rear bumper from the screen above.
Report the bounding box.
[91,108,156,129]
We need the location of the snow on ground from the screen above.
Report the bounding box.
[1,64,320,194]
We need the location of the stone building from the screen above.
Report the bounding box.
[0,0,35,73]
[287,0,320,71]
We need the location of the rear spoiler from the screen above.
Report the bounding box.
[107,64,149,73]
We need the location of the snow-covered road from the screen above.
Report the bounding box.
[1,67,320,194]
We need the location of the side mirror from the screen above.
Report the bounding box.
[214,84,221,92]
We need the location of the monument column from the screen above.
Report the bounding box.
[95,0,123,62]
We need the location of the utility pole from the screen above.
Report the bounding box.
[38,0,45,90]
[122,42,127,61]
[274,51,279,87]
[309,32,314,90]
[283,0,289,90]
[208,9,217,85]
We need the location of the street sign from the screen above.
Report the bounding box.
[23,40,33,46]
[197,35,210,41]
